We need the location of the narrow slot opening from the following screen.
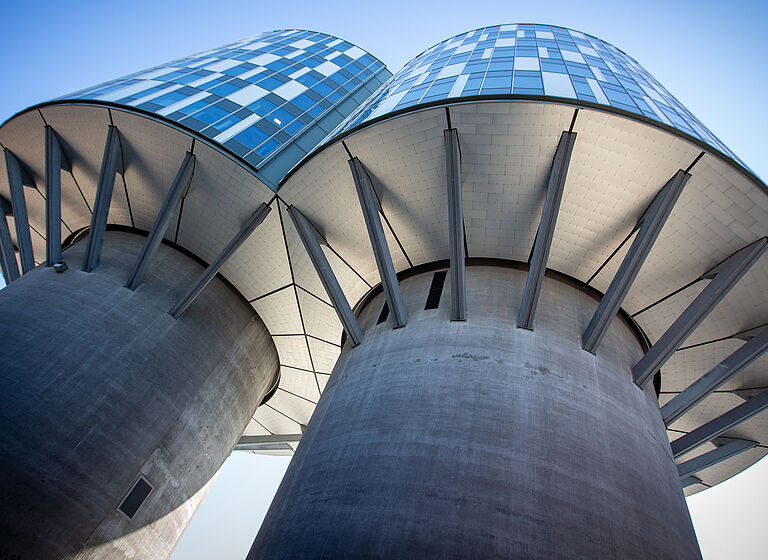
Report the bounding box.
[118,475,153,519]
[425,270,447,310]
[377,301,389,324]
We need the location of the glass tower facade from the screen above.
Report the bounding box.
[59,29,390,186]
[331,24,737,162]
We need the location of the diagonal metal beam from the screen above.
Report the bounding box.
[445,128,466,321]
[236,434,303,447]
[0,197,19,283]
[169,202,270,319]
[517,130,576,329]
[633,237,768,387]
[670,389,768,458]
[126,152,196,290]
[680,475,702,489]
[287,205,363,347]
[45,126,68,266]
[662,327,768,426]
[676,438,758,479]
[4,149,35,273]
[349,156,407,328]
[82,125,123,272]
[582,170,690,353]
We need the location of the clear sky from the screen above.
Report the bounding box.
[1,1,767,558]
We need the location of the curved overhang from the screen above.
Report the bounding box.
[277,98,768,494]
[1,92,766,489]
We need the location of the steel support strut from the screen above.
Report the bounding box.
[126,152,196,290]
[287,205,363,347]
[82,126,123,272]
[349,157,407,328]
[445,128,466,320]
[169,202,271,318]
[670,389,768,458]
[633,237,768,387]
[517,130,576,329]
[0,197,19,282]
[582,170,690,353]
[676,439,758,479]
[45,126,70,266]
[4,149,35,273]
[662,327,768,426]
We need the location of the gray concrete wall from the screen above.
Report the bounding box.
[0,231,278,560]
[249,266,701,559]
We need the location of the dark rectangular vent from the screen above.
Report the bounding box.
[118,475,153,519]
[377,301,390,324]
[425,270,447,310]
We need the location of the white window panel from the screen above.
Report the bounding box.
[239,67,265,81]
[290,39,313,50]
[587,78,609,104]
[481,33,489,40]
[368,90,408,119]
[496,37,516,47]
[272,80,308,101]
[561,50,586,64]
[645,98,673,125]
[213,113,261,143]
[514,57,540,71]
[249,53,280,66]
[590,66,606,82]
[437,63,464,79]
[128,84,182,106]
[327,39,342,47]
[535,31,555,39]
[517,30,525,37]
[188,72,224,87]
[97,80,162,102]
[205,59,242,72]
[242,41,269,51]
[188,58,216,69]
[157,90,209,116]
[500,24,517,32]
[641,83,665,102]
[448,74,469,98]
[542,72,575,98]
[136,68,179,80]
[286,49,305,60]
[227,84,269,106]
[570,30,587,39]
[290,67,311,79]
[314,60,342,76]
[482,48,493,59]
[579,45,599,57]
[455,43,473,53]
[346,46,366,60]
[538,47,549,58]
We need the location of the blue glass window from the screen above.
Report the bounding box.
[247,98,279,116]
[192,104,230,125]
[234,126,269,149]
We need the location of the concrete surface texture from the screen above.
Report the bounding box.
[249,265,701,559]
[0,231,278,560]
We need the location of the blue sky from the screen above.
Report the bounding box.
[2,1,767,558]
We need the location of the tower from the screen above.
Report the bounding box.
[1,24,766,560]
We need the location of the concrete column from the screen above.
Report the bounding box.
[249,266,701,559]
[0,231,278,560]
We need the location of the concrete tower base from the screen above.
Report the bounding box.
[0,231,279,560]
[250,265,701,559]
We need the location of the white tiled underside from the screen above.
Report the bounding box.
[2,100,767,478]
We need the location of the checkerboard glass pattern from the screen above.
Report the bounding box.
[332,24,738,162]
[59,30,386,168]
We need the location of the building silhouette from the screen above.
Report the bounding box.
[1,24,766,560]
